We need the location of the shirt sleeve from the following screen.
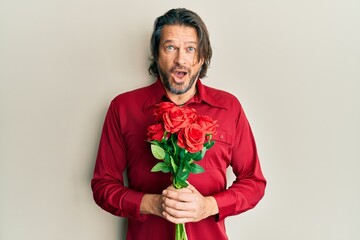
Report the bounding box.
[212,104,266,221]
[91,100,147,221]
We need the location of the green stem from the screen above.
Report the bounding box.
[175,223,187,240]
[171,134,177,156]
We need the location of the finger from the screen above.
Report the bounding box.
[163,198,200,220]
[165,185,176,191]
[162,203,195,218]
[163,195,191,210]
[162,209,194,224]
[163,189,193,202]
[164,215,192,224]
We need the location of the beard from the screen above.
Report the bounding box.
[158,64,201,95]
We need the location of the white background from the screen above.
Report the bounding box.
[1,0,359,239]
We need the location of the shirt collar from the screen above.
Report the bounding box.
[143,77,228,111]
[195,79,228,110]
[143,78,167,111]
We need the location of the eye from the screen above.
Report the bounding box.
[165,45,175,51]
[187,47,196,52]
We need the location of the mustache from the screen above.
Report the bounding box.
[170,65,189,73]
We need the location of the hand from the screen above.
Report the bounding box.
[161,183,219,224]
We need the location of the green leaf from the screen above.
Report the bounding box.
[190,147,207,161]
[184,160,192,171]
[178,169,190,182]
[187,151,203,161]
[151,162,171,173]
[170,156,178,173]
[173,177,188,189]
[163,152,170,164]
[151,144,166,160]
[190,163,205,174]
[204,141,215,149]
[179,148,186,160]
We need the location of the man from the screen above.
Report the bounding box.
[91,8,266,240]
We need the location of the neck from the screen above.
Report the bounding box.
[166,87,197,106]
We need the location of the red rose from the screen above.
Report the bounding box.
[163,106,195,133]
[181,107,197,123]
[147,123,168,141]
[177,123,206,153]
[153,102,176,122]
[196,115,218,135]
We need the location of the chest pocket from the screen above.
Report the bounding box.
[203,129,233,169]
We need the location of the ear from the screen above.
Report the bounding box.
[198,57,205,67]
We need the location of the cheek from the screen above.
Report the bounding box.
[191,63,203,74]
[158,52,175,64]
[190,57,204,69]
[158,59,173,73]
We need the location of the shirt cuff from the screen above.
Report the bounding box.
[121,190,148,222]
[212,190,236,221]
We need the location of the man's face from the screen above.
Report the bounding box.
[157,25,204,95]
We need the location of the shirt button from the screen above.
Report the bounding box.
[220,135,224,139]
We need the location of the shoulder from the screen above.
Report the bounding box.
[108,80,162,114]
[112,83,153,103]
[108,81,160,111]
[203,84,238,100]
[201,83,242,111]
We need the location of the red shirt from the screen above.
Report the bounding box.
[91,79,266,240]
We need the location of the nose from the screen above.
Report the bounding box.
[174,48,186,65]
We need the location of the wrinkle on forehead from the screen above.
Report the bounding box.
[160,25,199,45]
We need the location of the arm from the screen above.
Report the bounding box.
[213,104,266,221]
[140,194,163,216]
[91,101,149,221]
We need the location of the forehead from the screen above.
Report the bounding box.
[160,25,198,43]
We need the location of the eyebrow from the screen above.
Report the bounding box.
[162,40,198,45]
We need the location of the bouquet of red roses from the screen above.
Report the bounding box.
[147,102,218,240]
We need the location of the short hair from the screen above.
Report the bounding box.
[148,8,212,78]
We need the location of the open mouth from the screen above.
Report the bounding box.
[172,70,187,80]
